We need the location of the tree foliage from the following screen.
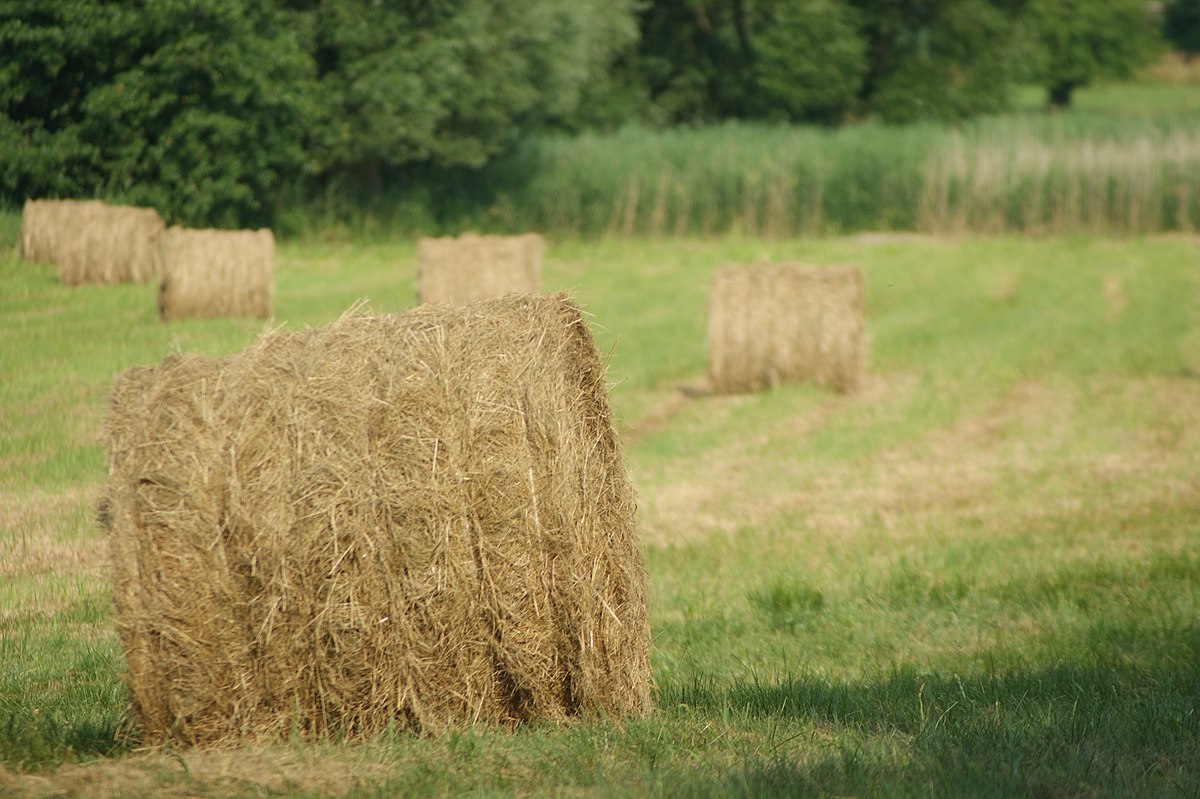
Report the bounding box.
[1022,0,1162,107]
[309,0,636,185]
[1163,0,1200,59]
[851,0,1027,122]
[752,0,869,123]
[1,0,317,227]
[605,0,1027,125]
[0,0,635,225]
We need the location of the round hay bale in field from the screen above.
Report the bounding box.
[50,202,165,285]
[708,263,867,394]
[103,293,650,746]
[417,233,543,306]
[157,226,275,321]
[20,198,105,265]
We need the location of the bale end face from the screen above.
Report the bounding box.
[707,263,867,394]
[157,227,275,321]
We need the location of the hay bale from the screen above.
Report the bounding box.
[20,199,103,265]
[707,263,867,394]
[24,201,166,284]
[417,233,543,305]
[157,226,275,321]
[103,292,650,746]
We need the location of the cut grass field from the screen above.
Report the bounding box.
[1,222,1198,797]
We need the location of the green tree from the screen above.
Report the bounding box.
[605,0,867,125]
[0,0,318,227]
[751,0,868,122]
[308,0,637,187]
[84,0,319,227]
[597,1,727,125]
[0,1,131,201]
[612,0,1032,126]
[2,1,634,223]
[849,0,1028,122]
[1022,0,1162,108]
[1163,0,1200,59]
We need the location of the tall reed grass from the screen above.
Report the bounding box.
[918,122,1200,235]
[460,111,1200,237]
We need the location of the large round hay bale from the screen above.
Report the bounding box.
[103,293,650,746]
[157,226,275,321]
[41,202,165,285]
[707,263,867,394]
[417,233,543,305]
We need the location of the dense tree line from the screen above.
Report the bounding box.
[0,0,637,226]
[0,0,1172,227]
[1163,0,1200,59]
[598,0,1163,125]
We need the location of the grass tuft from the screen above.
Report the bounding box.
[747,580,827,631]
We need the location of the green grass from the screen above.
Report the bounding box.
[1,220,1198,797]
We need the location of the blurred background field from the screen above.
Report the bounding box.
[2,217,1197,796]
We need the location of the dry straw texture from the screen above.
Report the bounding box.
[417,233,543,305]
[708,263,867,394]
[916,132,1200,235]
[103,293,650,747]
[21,199,164,284]
[21,199,103,264]
[157,226,275,321]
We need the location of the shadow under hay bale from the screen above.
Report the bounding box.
[22,199,164,284]
[417,233,543,305]
[157,227,275,321]
[103,293,650,746]
[708,263,867,394]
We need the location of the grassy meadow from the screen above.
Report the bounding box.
[1,213,1198,796]
[304,78,1200,243]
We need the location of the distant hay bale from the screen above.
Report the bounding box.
[22,199,164,284]
[21,199,102,264]
[157,226,275,321]
[417,233,543,305]
[707,263,867,394]
[53,202,163,284]
[103,292,650,746]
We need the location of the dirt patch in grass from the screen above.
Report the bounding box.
[987,269,1022,305]
[636,375,1200,550]
[0,486,106,579]
[636,371,923,545]
[0,485,108,623]
[622,381,711,443]
[1,746,396,799]
[1102,275,1128,318]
